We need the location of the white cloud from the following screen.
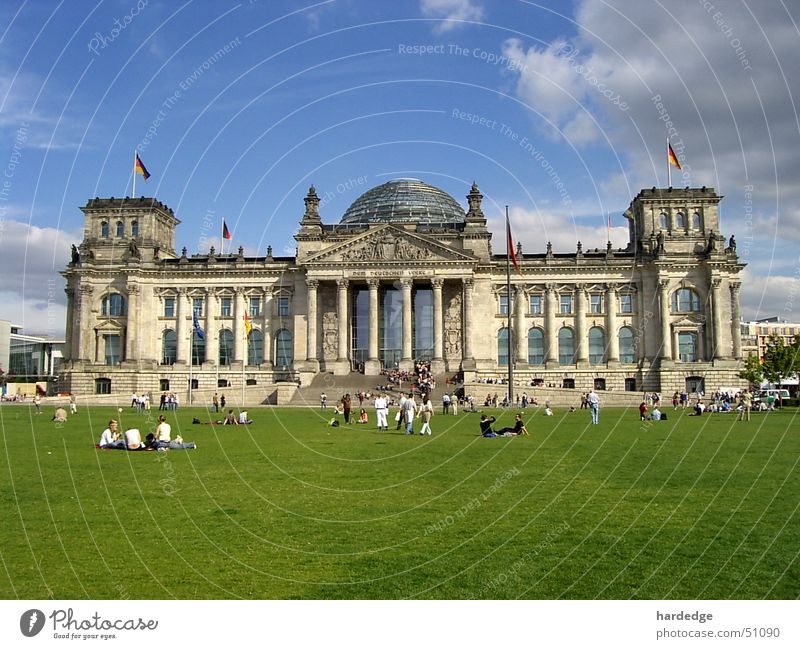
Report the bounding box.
[420,0,485,33]
[0,220,80,336]
[738,268,800,322]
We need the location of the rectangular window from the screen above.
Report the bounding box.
[499,295,509,315]
[559,294,573,315]
[619,294,633,313]
[164,298,175,318]
[278,296,290,317]
[104,334,121,365]
[529,295,542,315]
[221,297,232,317]
[249,297,260,317]
[590,294,604,314]
[192,298,203,317]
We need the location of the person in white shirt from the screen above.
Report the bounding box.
[418,395,434,435]
[155,415,171,442]
[124,428,145,450]
[402,393,417,435]
[651,407,662,421]
[587,389,600,425]
[441,393,451,415]
[374,393,389,430]
[98,419,125,448]
[396,393,407,431]
[238,410,253,425]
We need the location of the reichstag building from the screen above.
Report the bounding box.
[60,178,745,398]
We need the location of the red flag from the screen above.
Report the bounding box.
[222,220,232,240]
[134,153,150,181]
[667,142,682,170]
[507,215,519,273]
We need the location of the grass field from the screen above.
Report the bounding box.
[0,402,798,599]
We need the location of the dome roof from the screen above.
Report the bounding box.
[339,178,466,227]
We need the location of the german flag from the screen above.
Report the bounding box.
[222,219,232,240]
[667,142,682,170]
[243,312,252,338]
[507,214,520,273]
[134,153,151,181]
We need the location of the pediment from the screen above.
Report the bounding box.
[672,314,706,328]
[95,318,126,331]
[304,225,476,264]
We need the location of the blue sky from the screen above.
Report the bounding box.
[1,0,799,335]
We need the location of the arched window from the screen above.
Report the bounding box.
[192,331,206,366]
[116,221,124,237]
[676,212,687,229]
[275,329,293,367]
[588,327,605,365]
[248,329,264,365]
[558,327,575,365]
[618,326,636,363]
[161,330,177,365]
[659,212,668,229]
[691,212,702,229]
[101,221,109,237]
[678,332,698,362]
[528,328,544,365]
[219,329,234,365]
[101,293,126,317]
[131,220,139,237]
[497,327,509,365]
[672,288,701,312]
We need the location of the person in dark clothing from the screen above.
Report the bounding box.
[479,414,497,436]
[342,394,352,424]
[498,413,530,436]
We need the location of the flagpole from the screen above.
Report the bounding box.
[667,138,672,188]
[188,328,193,406]
[132,150,137,198]
[241,324,246,408]
[506,205,514,407]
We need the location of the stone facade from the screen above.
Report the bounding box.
[59,182,745,398]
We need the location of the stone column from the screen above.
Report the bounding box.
[575,283,588,365]
[432,279,444,371]
[365,279,381,375]
[262,289,273,367]
[711,278,726,360]
[64,288,74,361]
[206,289,218,365]
[337,278,349,363]
[730,281,742,359]
[462,278,474,363]
[306,278,319,362]
[233,287,245,363]
[605,283,619,363]
[176,288,189,365]
[544,283,558,366]
[515,285,527,366]
[125,283,138,362]
[401,278,413,367]
[659,279,672,361]
[78,285,94,362]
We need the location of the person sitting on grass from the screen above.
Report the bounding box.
[479,414,497,437]
[544,406,553,416]
[222,409,238,425]
[238,409,253,425]
[124,427,146,450]
[639,402,649,420]
[98,419,125,449]
[498,413,530,436]
[688,400,706,416]
[52,407,68,423]
[357,408,369,424]
[151,415,197,449]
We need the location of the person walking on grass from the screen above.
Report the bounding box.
[739,389,752,421]
[403,392,416,435]
[419,394,434,435]
[587,388,600,425]
[374,392,389,430]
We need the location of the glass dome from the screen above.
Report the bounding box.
[339,179,466,227]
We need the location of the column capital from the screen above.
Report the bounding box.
[400,278,413,289]
[659,278,671,290]
[234,286,244,295]
[206,287,218,297]
[79,284,94,295]
[431,278,444,288]
[729,281,741,294]
[177,286,188,295]
[605,282,618,293]
[367,278,380,289]
[574,282,586,295]
[514,284,526,296]
[336,277,349,289]
[126,283,140,295]
[545,282,557,293]
[306,278,319,290]
[462,277,474,289]
[711,277,723,289]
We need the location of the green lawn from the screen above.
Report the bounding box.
[0,403,798,599]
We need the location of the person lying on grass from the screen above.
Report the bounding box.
[498,413,530,436]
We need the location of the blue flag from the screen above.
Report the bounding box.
[192,312,205,340]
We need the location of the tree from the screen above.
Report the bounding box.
[738,354,763,388]
[761,334,800,404]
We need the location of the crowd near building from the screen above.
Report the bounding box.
[58,178,745,398]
